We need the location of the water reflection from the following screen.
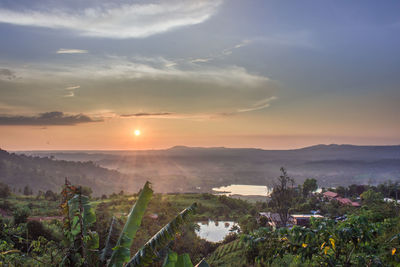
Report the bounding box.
[196,220,239,242]
[212,184,271,196]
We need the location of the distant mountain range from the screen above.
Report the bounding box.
[10,144,400,193]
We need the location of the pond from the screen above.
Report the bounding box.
[195,220,239,242]
[212,184,272,196]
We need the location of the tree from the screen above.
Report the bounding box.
[0,182,10,198]
[80,186,92,197]
[269,167,295,227]
[44,190,57,201]
[302,178,317,198]
[23,185,33,196]
[336,186,348,197]
[361,189,383,205]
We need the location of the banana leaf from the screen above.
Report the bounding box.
[108,181,153,267]
[176,253,194,267]
[194,259,210,267]
[100,216,117,263]
[126,203,197,267]
[162,250,178,267]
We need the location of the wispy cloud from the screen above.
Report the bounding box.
[190,58,212,63]
[189,39,252,65]
[120,97,277,120]
[63,91,75,97]
[65,85,80,90]
[237,96,277,113]
[63,85,80,97]
[0,1,223,38]
[120,112,173,118]
[0,111,101,126]
[15,55,270,89]
[222,40,251,55]
[57,49,88,54]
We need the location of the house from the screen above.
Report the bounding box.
[260,212,324,228]
[323,191,338,200]
[291,214,324,226]
[259,212,287,228]
[336,197,360,207]
[322,191,361,207]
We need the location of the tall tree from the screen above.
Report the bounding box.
[269,167,295,227]
[0,182,10,198]
[302,178,318,198]
[23,185,33,196]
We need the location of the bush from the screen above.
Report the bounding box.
[0,182,10,198]
[27,220,55,241]
[13,208,30,225]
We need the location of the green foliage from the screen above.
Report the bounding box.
[244,213,400,266]
[108,181,153,267]
[127,203,197,266]
[302,178,318,198]
[162,250,210,267]
[23,185,33,196]
[361,189,384,205]
[45,189,58,201]
[207,239,246,266]
[269,167,296,226]
[0,182,10,198]
[13,208,30,225]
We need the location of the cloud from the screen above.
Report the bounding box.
[119,97,277,120]
[2,56,277,116]
[13,55,270,90]
[237,96,277,113]
[63,91,75,97]
[190,58,212,63]
[65,85,80,90]
[189,40,252,64]
[57,49,88,54]
[0,68,16,80]
[0,1,223,38]
[62,85,80,97]
[120,112,173,118]
[0,111,101,125]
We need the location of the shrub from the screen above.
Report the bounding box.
[13,208,30,225]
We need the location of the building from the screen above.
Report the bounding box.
[323,191,338,200]
[291,214,324,226]
[323,191,360,207]
[259,212,286,228]
[259,212,324,228]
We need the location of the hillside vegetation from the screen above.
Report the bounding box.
[0,149,143,195]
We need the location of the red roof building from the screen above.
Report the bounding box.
[323,191,338,199]
[336,197,360,207]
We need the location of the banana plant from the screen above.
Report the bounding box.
[62,180,200,267]
[162,250,210,267]
[107,181,153,267]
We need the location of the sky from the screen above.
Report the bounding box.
[0,0,399,150]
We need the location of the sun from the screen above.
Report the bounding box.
[134,129,141,136]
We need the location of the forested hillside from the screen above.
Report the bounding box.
[0,149,142,195]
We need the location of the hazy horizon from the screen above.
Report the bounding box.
[6,143,400,153]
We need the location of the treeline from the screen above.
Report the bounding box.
[328,181,400,200]
[0,149,144,195]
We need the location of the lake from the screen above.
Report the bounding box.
[212,184,272,196]
[196,220,239,242]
